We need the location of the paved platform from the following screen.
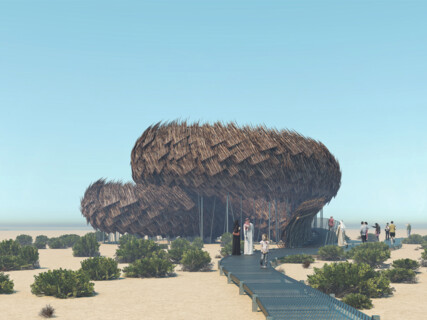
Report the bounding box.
[219,247,374,320]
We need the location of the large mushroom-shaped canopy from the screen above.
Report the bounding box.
[81,121,341,246]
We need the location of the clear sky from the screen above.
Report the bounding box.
[1,0,426,227]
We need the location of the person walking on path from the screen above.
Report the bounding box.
[360,221,367,243]
[232,220,241,255]
[407,223,412,237]
[372,223,381,241]
[260,234,270,268]
[336,220,348,247]
[385,223,390,241]
[243,217,254,255]
[328,216,334,231]
[389,221,396,244]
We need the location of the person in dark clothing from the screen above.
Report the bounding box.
[232,220,241,255]
[372,223,381,241]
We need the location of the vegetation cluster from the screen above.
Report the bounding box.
[0,239,39,271]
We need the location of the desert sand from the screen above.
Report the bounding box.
[0,230,264,320]
[1,229,426,320]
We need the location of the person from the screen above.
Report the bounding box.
[365,222,369,242]
[385,223,390,241]
[360,221,367,243]
[243,217,254,255]
[328,216,334,231]
[372,223,381,241]
[232,219,241,255]
[336,220,348,247]
[407,223,412,237]
[260,234,269,268]
[389,221,396,244]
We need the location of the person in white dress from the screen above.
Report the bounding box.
[336,220,348,247]
[243,217,254,255]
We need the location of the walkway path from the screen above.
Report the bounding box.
[219,247,374,320]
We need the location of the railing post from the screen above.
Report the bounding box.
[252,294,258,312]
[239,281,245,295]
[227,272,233,283]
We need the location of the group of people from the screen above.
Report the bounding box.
[360,221,397,243]
[232,218,270,268]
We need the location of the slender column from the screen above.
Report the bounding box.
[226,193,229,233]
[210,197,216,243]
[320,208,323,229]
[201,196,204,242]
[240,195,243,240]
[268,201,271,241]
[275,199,279,242]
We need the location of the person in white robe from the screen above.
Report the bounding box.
[243,218,254,255]
[336,220,348,247]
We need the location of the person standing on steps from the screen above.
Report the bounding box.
[372,223,381,241]
[365,222,369,242]
[360,221,367,243]
[260,234,269,268]
[407,223,412,237]
[243,217,254,255]
[232,220,241,255]
[328,216,334,231]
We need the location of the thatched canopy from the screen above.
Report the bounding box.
[81,121,341,246]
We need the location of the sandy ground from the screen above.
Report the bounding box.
[276,228,427,320]
[1,229,426,319]
[0,230,264,320]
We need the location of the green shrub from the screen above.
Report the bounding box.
[307,262,393,298]
[15,234,33,246]
[220,242,232,257]
[34,235,49,249]
[392,258,419,270]
[342,293,373,309]
[402,234,424,244]
[31,268,95,298]
[59,234,80,248]
[220,233,232,247]
[116,238,163,263]
[168,238,192,263]
[123,251,174,278]
[80,257,120,280]
[346,242,390,267]
[48,237,66,249]
[279,254,315,264]
[181,248,212,271]
[318,245,345,261]
[422,249,427,260]
[0,240,39,271]
[0,272,14,294]
[72,233,100,257]
[420,242,427,251]
[383,268,416,283]
[192,237,204,249]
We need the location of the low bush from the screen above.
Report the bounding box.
[16,234,33,246]
[402,234,424,244]
[383,268,416,283]
[422,249,427,260]
[48,237,67,249]
[168,238,192,263]
[59,234,81,248]
[39,304,55,318]
[123,251,174,278]
[0,239,39,271]
[192,237,204,249]
[31,268,94,298]
[72,233,100,257]
[220,233,232,247]
[318,245,345,261]
[34,235,49,249]
[342,293,373,309]
[346,242,390,267]
[307,261,393,298]
[80,257,121,280]
[302,260,311,268]
[181,248,212,271]
[116,237,163,263]
[220,242,232,256]
[279,254,315,264]
[392,258,419,270]
[0,272,14,294]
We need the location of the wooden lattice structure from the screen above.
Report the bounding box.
[81,121,341,247]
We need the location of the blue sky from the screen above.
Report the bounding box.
[1,0,426,226]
